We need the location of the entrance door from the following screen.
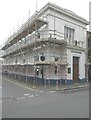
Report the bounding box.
[88,65,91,82]
[73,57,79,82]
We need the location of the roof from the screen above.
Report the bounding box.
[38,2,89,25]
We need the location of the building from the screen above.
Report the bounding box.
[89,1,91,82]
[89,1,91,32]
[0,49,4,74]
[2,3,89,85]
[87,31,91,82]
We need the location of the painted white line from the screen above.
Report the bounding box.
[16,97,25,100]
[0,100,2,103]
[3,78,37,91]
[29,95,34,98]
[0,86,2,89]
[24,94,30,96]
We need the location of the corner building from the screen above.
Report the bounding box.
[2,3,89,85]
[87,31,91,82]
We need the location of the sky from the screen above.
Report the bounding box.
[0,0,90,47]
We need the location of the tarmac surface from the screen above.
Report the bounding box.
[1,75,89,118]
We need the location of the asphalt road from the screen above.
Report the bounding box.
[0,74,2,120]
[2,77,89,118]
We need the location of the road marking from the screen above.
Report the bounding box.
[24,94,30,96]
[3,78,37,91]
[29,95,34,98]
[16,97,25,100]
[0,86,2,89]
[0,100,2,103]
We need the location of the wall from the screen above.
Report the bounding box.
[89,1,91,32]
[2,5,88,82]
[45,7,87,80]
[67,49,86,80]
[47,8,87,46]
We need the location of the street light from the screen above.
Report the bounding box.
[40,54,45,85]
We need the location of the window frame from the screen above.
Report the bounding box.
[64,26,75,40]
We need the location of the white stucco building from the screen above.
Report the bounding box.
[89,1,91,32]
[2,3,89,85]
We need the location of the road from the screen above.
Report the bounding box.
[0,74,2,120]
[2,77,89,118]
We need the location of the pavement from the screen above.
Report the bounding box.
[54,82,89,91]
[2,75,89,92]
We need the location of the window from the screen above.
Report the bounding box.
[68,67,71,74]
[64,26,75,39]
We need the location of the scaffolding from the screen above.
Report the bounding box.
[2,4,71,86]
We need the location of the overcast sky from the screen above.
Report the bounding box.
[0,0,90,47]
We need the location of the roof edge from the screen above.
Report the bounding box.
[38,2,89,25]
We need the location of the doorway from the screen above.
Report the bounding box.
[73,56,79,82]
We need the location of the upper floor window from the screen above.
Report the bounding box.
[64,26,75,39]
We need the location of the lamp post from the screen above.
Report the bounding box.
[40,55,45,85]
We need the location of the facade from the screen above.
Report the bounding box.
[2,3,89,85]
[89,1,91,82]
[89,1,91,32]
[87,31,91,82]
